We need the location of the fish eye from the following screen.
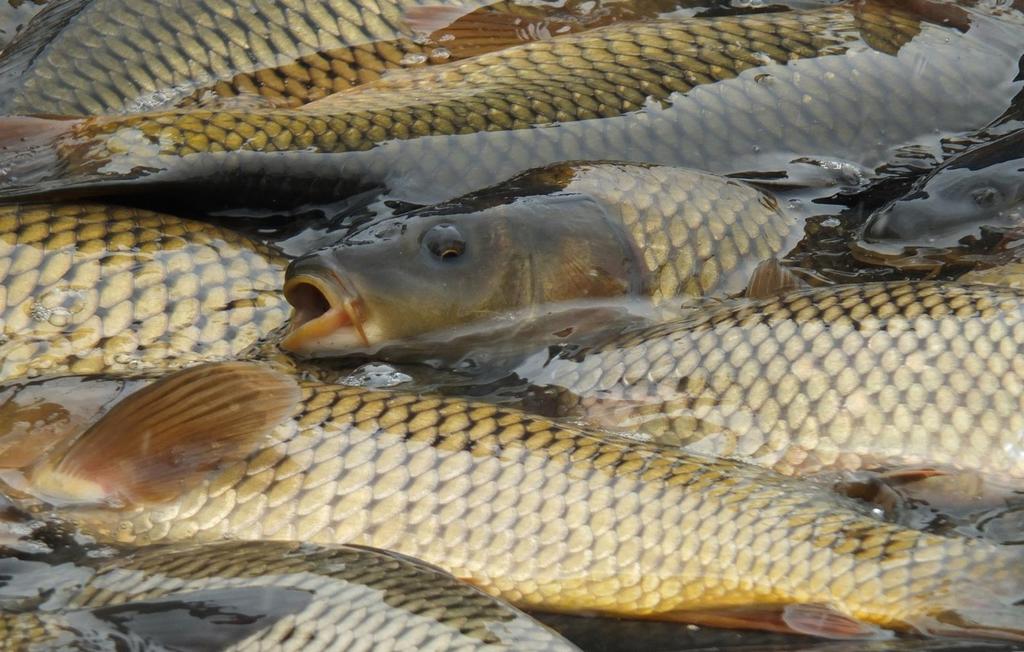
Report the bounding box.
[422,223,466,262]
[970,186,1003,208]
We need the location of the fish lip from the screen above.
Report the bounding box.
[281,271,369,354]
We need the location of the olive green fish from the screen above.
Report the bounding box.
[0,537,576,651]
[5,361,1024,641]
[281,162,797,357]
[0,0,717,115]
[506,281,1024,479]
[859,129,1024,251]
[0,0,1020,208]
[0,202,289,383]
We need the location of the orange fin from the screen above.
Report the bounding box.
[878,466,947,484]
[403,5,572,60]
[0,116,81,193]
[27,362,301,506]
[870,0,970,32]
[912,608,1024,642]
[781,604,893,640]
[0,376,141,470]
[0,115,77,150]
[745,259,806,299]
[672,604,892,640]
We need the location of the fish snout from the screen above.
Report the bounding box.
[281,261,368,355]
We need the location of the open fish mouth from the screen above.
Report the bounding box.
[281,272,368,354]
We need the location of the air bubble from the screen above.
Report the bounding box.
[343,363,413,389]
[400,53,429,66]
[29,303,51,322]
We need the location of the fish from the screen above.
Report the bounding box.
[0,0,1020,209]
[0,202,290,383]
[0,532,576,650]
[0,0,734,116]
[504,281,1024,480]
[280,161,798,357]
[961,260,1024,288]
[859,129,1024,252]
[5,360,1024,642]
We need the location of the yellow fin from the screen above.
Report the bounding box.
[403,5,571,60]
[28,362,300,506]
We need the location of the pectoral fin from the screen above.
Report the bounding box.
[27,362,300,506]
[667,604,893,640]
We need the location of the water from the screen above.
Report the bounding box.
[3,0,1024,649]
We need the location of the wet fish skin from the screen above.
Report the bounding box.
[2,1,1021,207]
[0,203,290,382]
[0,0,453,115]
[961,260,1024,287]
[281,162,795,356]
[18,364,1023,640]
[0,539,577,651]
[861,129,1024,250]
[515,281,1024,478]
[0,0,713,116]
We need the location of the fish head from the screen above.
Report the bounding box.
[864,135,1024,249]
[281,194,646,357]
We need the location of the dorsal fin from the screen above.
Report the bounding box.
[403,5,571,60]
[744,259,806,299]
[27,362,300,506]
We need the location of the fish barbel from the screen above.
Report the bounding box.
[4,361,1024,641]
[0,202,289,383]
[0,0,1020,208]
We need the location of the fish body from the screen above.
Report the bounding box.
[0,0,472,114]
[962,260,1024,287]
[282,162,797,356]
[0,203,289,382]
[514,281,1024,478]
[0,0,732,115]
[8,362,1024,640]
[0,538,576,650]
[2,1,1021,207]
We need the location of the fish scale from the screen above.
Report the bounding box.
[0,0,451,114]
[0,203,289,382]
[512,281,1024,478]
[37,374,1019,636]
[0,540,575,650]
[4,1,1021,206]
